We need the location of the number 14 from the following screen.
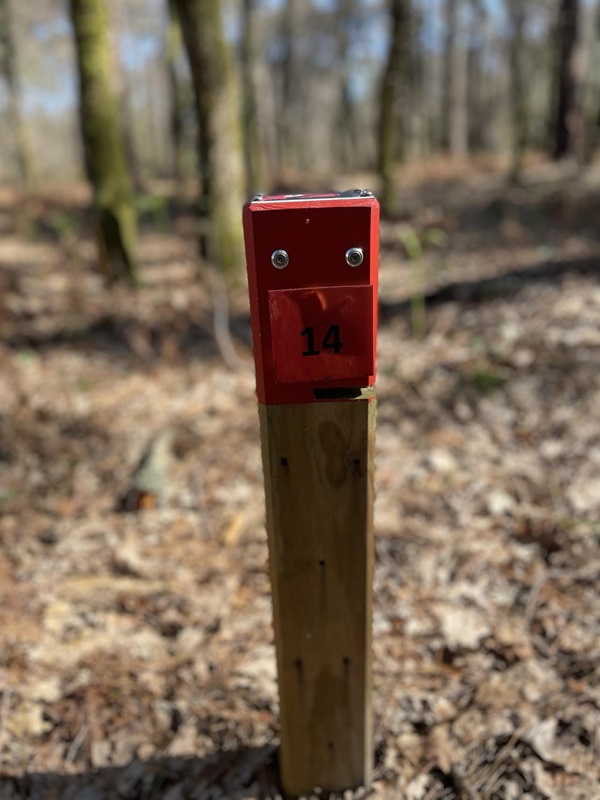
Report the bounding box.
[301,325,343,356]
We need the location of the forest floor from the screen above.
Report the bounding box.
[0,160,599,799]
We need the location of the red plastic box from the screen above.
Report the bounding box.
[243,191,379,405]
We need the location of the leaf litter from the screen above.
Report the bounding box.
[0,170,599,798]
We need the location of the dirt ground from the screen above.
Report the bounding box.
[0,162,599,799]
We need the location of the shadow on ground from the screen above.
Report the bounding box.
[380,253,600,319]
[2,253,598,366]
[0,744,281,800]
[386,163,600,240]
[2,309,254,363]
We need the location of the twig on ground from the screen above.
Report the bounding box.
[65,722,89,766]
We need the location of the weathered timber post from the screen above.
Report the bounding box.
[243,191,379,796]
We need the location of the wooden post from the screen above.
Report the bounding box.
[243,191,379,796]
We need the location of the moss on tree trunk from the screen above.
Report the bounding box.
[70,0,138,283]
[174,0,245,277]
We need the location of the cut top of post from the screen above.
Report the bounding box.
[243,191,380,405]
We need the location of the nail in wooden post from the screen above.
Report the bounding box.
[243,191,379,797]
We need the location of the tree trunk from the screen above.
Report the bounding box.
[333,0,360,171]
[507,0,527,182]
[443,0,468,158]
[166,0,186,193]
[466,0,488,153]
[377,0,410,217]
[406,6,425,159]
[241,0,269,195]
[278,0,305,176]
[173,0,245,276]
[70,0,138,283]
[551,0,582,160]
[0,0,35,187]
[581,2,600,161]
[110,0,143,191]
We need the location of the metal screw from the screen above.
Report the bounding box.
[345,247,364,267]
[271,249,289,269]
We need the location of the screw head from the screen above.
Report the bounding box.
[271,249,289,269]
[345,247,364,267]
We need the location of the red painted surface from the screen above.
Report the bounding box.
[269,286,374,384]
[243,193,379,404]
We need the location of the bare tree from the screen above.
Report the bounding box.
[443,0,469,157]
[333,0,360,170]
[507,0,528,181]
[378,0,410,216]
[165,0,186,191]
[109,0,142,190]
[173,0,245,275]
[0,0,34,186]
[69,0,138,283]
[465,0,488,152]
[551,0,582,160]
[241,0,269,195]
[278,0,306,176]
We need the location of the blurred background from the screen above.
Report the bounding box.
[4,0,600,183]
[1,0,599,275]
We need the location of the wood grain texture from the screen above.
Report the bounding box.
[259,399,375,796]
